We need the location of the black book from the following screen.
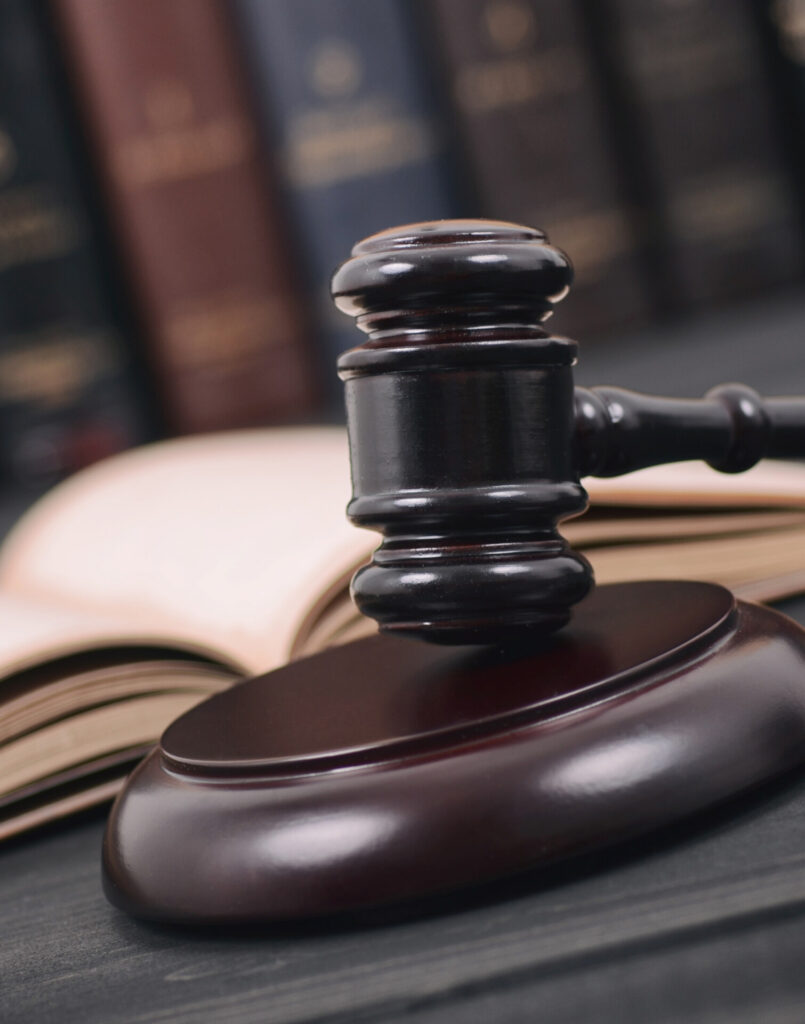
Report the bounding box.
[426,0,654,341]
[0,0,149,486]
[597,0,803,312]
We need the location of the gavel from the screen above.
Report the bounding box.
[332,219,805,644]
[103,218,805,925]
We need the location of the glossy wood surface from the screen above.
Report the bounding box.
[575,383,805,475]
[332,219,805,643]
[334,221,588,644]
[103,581,805,923]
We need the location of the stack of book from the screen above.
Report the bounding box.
[1,0,804,483]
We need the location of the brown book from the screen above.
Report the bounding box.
[602,0,803,309]
[52,0,318,434]
[1,426,805,840]
[427,0,652,340]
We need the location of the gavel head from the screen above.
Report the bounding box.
[332,220,593,645]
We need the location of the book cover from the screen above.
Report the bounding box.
[600,0,803,310]
[235,0,461,404]
[52,0,319,434]
[0,0,148,485]
[426,0,653,341]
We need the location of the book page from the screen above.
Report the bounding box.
[0,591,245,680]
[0,657,236,744]
[0,692,205,797]
[0,428,374,676]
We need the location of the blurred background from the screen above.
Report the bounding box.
[1,0,804,505]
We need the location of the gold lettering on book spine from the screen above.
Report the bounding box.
[115,118,254,188]
[285,100,435,187]
[308,40,363,99]
[484,0,537,52]
[454,50,585,112]
[534,208,634,277]
[452,3,584,114]
[164,294,293,370]
[284,37,438,187]
[626,30,750,98]
[0,185,82,270]
[671,171,790,242]
[114,78,255,188]
[0,331,117,406]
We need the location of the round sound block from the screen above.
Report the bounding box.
[103,581,805,924]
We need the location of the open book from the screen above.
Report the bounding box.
[2,425,805,840]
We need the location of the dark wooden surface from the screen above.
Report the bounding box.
[4,293,805,1021]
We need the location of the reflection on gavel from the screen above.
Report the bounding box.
[331,220,805,644]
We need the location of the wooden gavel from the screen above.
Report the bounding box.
[103,219,805,925]
[332,220,805,644]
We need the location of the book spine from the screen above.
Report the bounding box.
[52,0,319,434]
[234,0,460,402]
[602,0,803,309]
[425,0,653,341]
[0,0,149,485]
[754,0,805,231]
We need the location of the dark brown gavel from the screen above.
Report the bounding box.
[331,220,805,645]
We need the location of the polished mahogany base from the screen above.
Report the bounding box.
[103,582,805,924]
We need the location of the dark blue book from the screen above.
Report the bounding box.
[0,0,149,485]
[235,0,461,404]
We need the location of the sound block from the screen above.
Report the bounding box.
[103,581,805,924]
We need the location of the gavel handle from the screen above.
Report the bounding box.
[574,384,805,477]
